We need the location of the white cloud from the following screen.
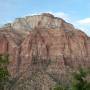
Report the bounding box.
[49,12,69,20]
[77,18,90,25]
[72,19,90,36]
[74,18,90,36]
[44,12,70,21]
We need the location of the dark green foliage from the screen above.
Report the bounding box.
[0,68,9,80]
[0,54,10,90]
[71,68,90,90]
[53,68,90,90]
[0,54,9,66]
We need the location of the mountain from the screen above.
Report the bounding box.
[0,13,90,90]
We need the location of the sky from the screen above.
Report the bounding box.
[0,0,90,36]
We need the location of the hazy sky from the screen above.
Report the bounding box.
[0,0,90,36]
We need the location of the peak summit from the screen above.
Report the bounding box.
[41,13,55,18]
[9,13,74,31]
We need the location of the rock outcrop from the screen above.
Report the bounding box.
[0,13,90,90]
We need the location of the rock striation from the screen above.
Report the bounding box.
[0,13,90,90]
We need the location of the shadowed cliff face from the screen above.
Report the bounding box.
[0,13,90,90]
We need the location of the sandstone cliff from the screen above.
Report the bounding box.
[0,13,90,90]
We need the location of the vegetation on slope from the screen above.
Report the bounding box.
[53,68,90,90]
[0,54,10,90]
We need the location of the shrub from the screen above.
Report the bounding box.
[71,68,90,90]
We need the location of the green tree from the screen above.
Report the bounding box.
[0,54,10,90]
[71,68,90,90]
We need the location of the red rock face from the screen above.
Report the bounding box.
[0,28,28,76]
[0,13,89,78]
[0,34,8,54]
[19,27,90,76]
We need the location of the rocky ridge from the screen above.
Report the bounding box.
[0,13,90,90]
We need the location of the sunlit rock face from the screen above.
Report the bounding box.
[0,13,90,90]
[11,13,74,30]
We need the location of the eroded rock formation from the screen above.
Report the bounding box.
[0,13,90,90]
